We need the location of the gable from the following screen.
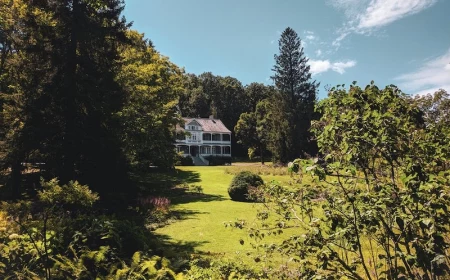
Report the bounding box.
[187,120,200,127]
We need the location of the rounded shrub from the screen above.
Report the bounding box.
[228,171,264,202]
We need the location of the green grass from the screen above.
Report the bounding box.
[137,165,386,276]
[140,165,292,259]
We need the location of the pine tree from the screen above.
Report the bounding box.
[3,0,131,199]
[271,27,318,162]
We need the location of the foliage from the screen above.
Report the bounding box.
[0,178,182,279]
[138,196,172,224]
[234,82,450,279]
[411,89,450,170]
[179,72,248,157]
[0,0,132,199]
[117,30,184,169]
[186,257,262,279]
[269,27,319,162]
[228,171,264,202]
[204,155,232,166]
[175,154,194,166]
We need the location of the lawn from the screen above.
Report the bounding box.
[139,165,383,275]
[141,165,293,260]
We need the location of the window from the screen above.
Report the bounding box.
[222,134,230,141]
[223,146,231,154]
[201,146,211,154]
[212,134,221,141]
[203,134,211,141]
[213,146,222,154]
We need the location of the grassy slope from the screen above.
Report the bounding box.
[153,166,291,257]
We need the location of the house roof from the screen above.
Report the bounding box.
[177,117,231,133]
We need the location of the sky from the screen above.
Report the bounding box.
[123,0,450,99]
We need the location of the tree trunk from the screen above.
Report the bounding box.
[11,160,21,199]
[61,0,79,183]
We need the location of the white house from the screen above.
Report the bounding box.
[176,117,231,165]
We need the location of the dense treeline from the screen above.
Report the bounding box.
[0,0,319,202]
[0,0,186,200]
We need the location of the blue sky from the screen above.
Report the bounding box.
[123,0,450,99]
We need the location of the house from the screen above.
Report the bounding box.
[176,116,231,165]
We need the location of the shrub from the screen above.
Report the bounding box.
[227,171,264,202]
[174,154,194,166]
[204,156,232,166]
[137,196,171,223]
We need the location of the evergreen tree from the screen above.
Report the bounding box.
[2,0,131,199]
[270,27,318,162]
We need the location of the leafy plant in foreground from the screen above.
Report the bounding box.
[235,83,450,279]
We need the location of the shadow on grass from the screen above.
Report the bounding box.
[149,232,210,258]
[131,168,229,256]
[132,169,200,193]
[131,168,227,205]
[171,193,226,204]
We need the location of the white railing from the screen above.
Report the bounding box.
[202,140,231,143]
[176,140,230,144]
[186,139,201,143]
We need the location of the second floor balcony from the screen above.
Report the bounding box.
[176,132,231,144]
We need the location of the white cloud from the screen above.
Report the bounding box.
[396,48,450,95]
[309,59,357,75]
[329,0,438,46]
[358,0,437,30]
[315,49,323,57]
[306,35,316,40]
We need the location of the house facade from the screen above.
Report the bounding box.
[176,117,231,165]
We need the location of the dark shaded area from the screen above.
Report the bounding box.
[132,169,200,193]
[170,209,210,221]
[149,233,209,258]
[130,169,229,257]
[132,168,226,205]
[172,193,226,204]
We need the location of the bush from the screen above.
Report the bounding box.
[174,154,194,166]
[204,156,232,166]
[227,171,264,202]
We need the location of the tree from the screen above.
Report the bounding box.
[243,82,272,112]
[235,84,279,163]
[412,89,449,129]
[235,112,265,163]
[117,31,184,169]
[2,0,131,199]
[179,72,248,157]
[411,89,450,170]
[270,27,318,162]
[238,82,450,278]
[179,74,210,118]
[0,0,56,198]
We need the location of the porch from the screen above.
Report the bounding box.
[176,145,231,157]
